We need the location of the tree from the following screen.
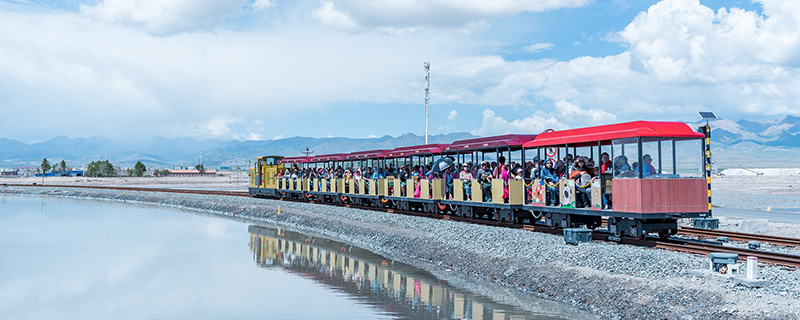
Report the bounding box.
[85,160,117,177]
[153,169,171,177]
[41,158,51,174]
[134,161,147,177]
[59,160,67,174]
[196,163,206,174]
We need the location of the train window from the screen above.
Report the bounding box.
[674,139,704,178]
[611,139,639,178]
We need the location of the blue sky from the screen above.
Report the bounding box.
[0,0,797,143]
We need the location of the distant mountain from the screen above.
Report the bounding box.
[0,132,475,169]
[3,116,799,170]
[689,115,800,168]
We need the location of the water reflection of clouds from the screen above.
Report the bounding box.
[0,196,390,320]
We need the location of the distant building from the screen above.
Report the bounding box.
[1,170,19,176]
[167,169,217,177]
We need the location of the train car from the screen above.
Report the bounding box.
[249,120,709,240]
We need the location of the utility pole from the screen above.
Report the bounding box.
[302,147,313,157]
[424,61,430,145]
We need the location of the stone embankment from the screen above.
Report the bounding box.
[2,186,799,320]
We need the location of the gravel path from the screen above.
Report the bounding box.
[2,186,799,320]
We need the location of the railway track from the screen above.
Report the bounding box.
[678,226,800,247]
[655,240,800,269]
[6,184,800,268]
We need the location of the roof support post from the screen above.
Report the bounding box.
[657,141,662,174]
[637,137,644,179]
[672,140,677,175]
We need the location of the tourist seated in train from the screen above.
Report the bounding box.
[600,152,612,173]
[638,154,657,177]
[372,167,384,180]
[613,155,631,176]
[541,160,560,206]
[555,160,566,178]
[526,160,538,179]
[459,164,474,200]
[477,162,493,202]
[569,158,592,208]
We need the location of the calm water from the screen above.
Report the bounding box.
[0,195,585,319]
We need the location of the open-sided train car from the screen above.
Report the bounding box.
[249,120,710,239]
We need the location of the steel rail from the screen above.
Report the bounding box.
[655,241,800,269]
[677,226,800,247]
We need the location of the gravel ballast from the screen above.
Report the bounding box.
[3,186,799,320]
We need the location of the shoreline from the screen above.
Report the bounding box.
[3,185,799,319]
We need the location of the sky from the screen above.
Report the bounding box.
[0,0,798,143]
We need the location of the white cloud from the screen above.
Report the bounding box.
[80,0,251,35]
[367,134,378,138]
[252,0,274,11]
[473,109,565,136]
[312,0,590,32]
[245,132,263,140]
[524,42,554,53]
[313,1,358,32]
[196,116,240,138]
[447,110,458,120]
[273,134,284,140]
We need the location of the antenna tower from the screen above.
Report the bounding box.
[424,61,430,145]
[301,147,313,157]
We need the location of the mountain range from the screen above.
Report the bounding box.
[1,116,799,170]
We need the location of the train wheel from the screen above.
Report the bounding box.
[658,229,671,240]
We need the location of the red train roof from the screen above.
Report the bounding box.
[443,134,537,153]
[280,156,309,164]
[384,144,449,158]
[310,153,346,162]
[523,121,705,148]
[344,149,388,160]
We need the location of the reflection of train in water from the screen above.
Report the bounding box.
[248,225,563,320]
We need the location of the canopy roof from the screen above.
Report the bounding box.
[384,144,449,158]
[523,121,705,148]
[444,134,537,153]
[344,149,388,160]
[310,153,346,162]
[279,156,309,164]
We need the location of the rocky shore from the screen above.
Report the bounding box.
[2,185,799,319]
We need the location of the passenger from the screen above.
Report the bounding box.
[640,154,656,177]
[477,162,492,202]
[600,152,612,173]
[498,156,509,202]
[555,160,566,178]
[541,160,560,206]
[399,165,408,196]
[613,155,631,176]
[443,166,454,199]
[569,158,592,208]
[459,165,474,200]
[413,174,421,198]
[514,168,524,180]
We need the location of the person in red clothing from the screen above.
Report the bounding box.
[600,152,612,173]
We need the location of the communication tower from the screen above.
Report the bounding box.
[424,61,430,145]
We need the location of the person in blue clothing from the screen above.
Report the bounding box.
[541,159,560,206]
[637,154,657,177]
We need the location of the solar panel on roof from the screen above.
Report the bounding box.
[698,112,717,120]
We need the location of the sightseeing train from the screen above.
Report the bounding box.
[249,120,712,239]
